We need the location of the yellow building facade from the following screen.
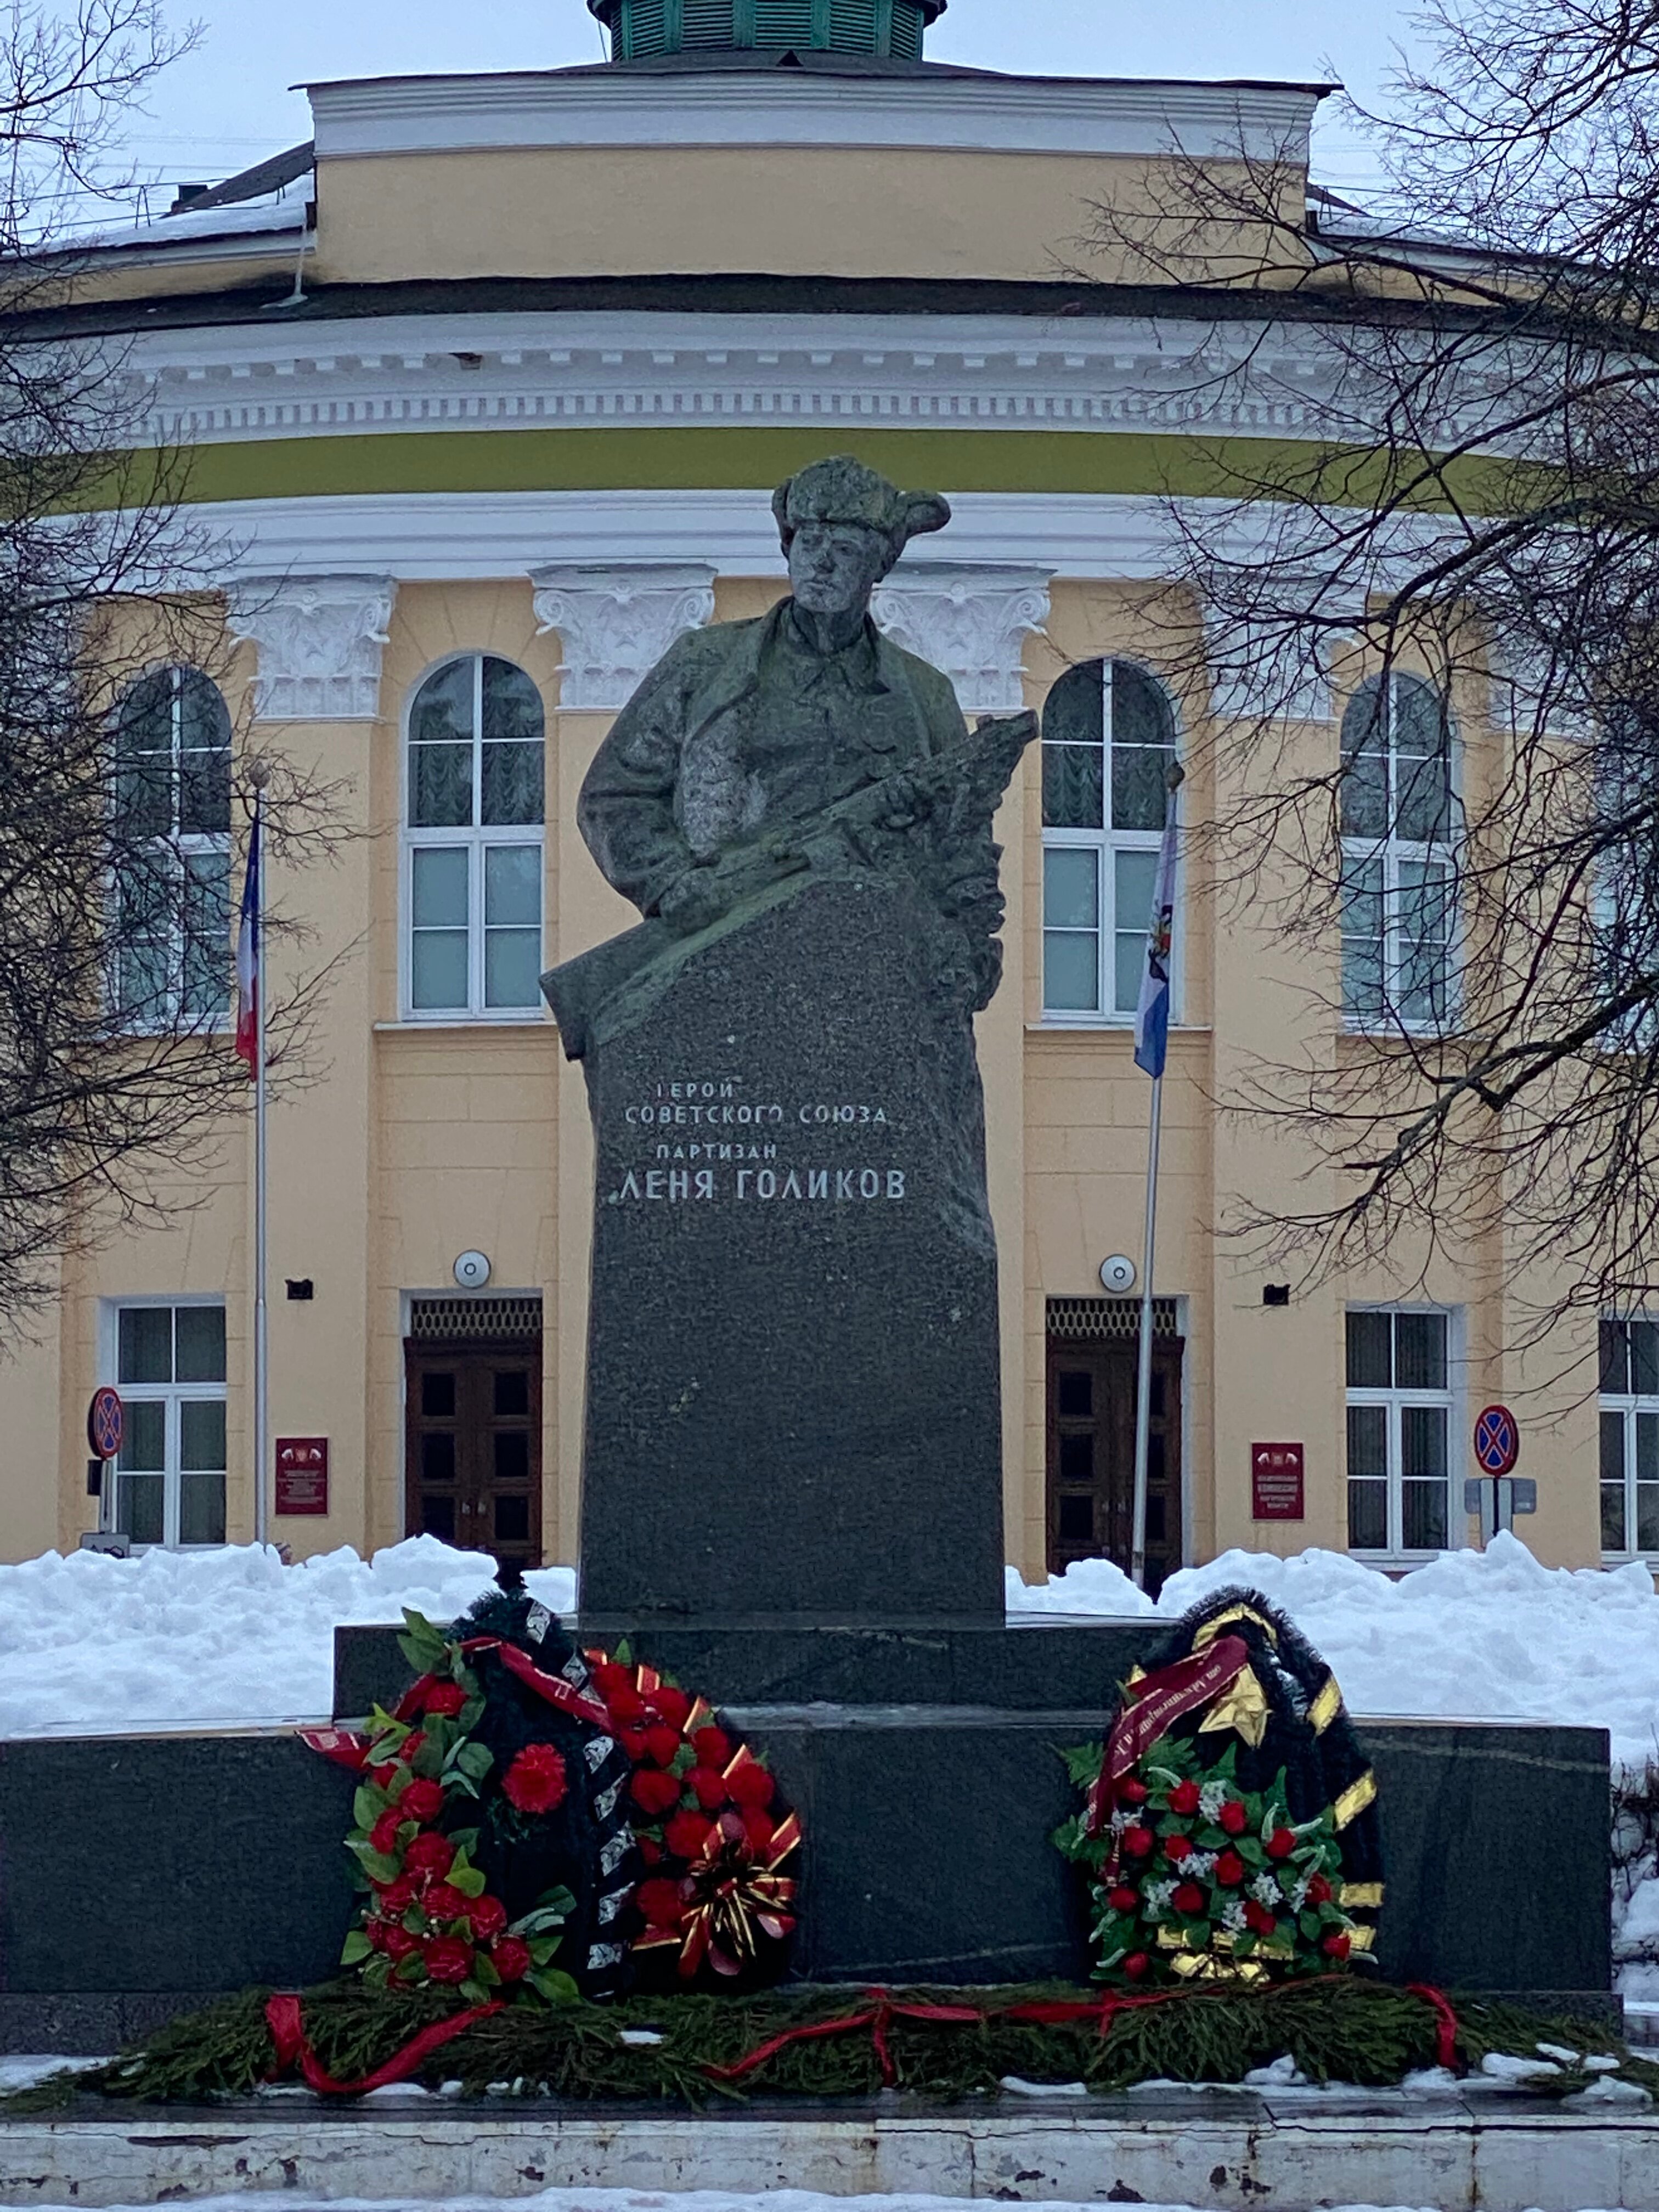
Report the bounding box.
[0,20,1628,1586]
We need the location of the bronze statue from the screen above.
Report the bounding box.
[549,455,1036,1059]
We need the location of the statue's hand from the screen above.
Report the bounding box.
[657,865,733,937]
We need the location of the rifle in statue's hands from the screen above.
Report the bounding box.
[544,708,1039,1060]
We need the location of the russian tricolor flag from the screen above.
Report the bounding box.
[234,808,260,1079]
[1133,806,1179,1080]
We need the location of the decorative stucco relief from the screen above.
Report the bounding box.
[872,563,1052,714]
[530,563,717,710]
[225,574,396,721]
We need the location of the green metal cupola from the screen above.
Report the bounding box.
[588,0,946,63]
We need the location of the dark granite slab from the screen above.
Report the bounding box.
[566,876,1005,1626]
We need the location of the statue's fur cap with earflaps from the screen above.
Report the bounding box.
[772,454,951,556]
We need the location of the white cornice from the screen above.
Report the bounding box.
[307,71,1322,166]
[125,307,1356,450]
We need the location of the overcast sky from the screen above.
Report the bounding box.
[115,0,1431,221]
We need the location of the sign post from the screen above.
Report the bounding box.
[1466,1404,1533,1542]
[84,1387,123,1535]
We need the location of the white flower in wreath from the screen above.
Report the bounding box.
[1220,1898,1247,1933]
[1188,1850,1218,1880]
[1289,1876,1311,1912]
[1143,1878,1178,1914]
[1250,1873,1281,1909]
[1199,1780,1229,1820]
[1109,1807,1132,1834]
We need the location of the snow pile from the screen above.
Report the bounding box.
[1009,1532,1659,1774]
[0,1539,575,1740]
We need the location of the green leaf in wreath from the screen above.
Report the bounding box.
[452,1865,488,1899]
[612,1637,633,1665]
[1062,1743,1104,1787]
[527,1936,561,1966]
[1235,1836,1266,1867]
[340,1929,373,1965]
[364,1954,391,1988]
[456,1741,494,1781]
[473,1953,501,1987]
[448,1827,481,1856]
[1197,1824,1227,1850]
[352,1785,387,1831]
[528,1967,582,2007]
[460,1978,488,2006]
[411,1738,445,1780]
[348,1843,403,1884]
[398,1607,449,1668]
[1299,1909,1323,1941]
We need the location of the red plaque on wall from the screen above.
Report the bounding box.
[275,1437,329,1516]
[1251,1442,1305,1520]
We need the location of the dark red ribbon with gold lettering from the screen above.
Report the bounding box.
[1085,1633,1251,1841]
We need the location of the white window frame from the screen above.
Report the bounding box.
[1339,672,1459,1035]
[1599,1315,1659,1560]
[400,653,547,1023]
[1040,658,1183,1028]
[100,1295,229,1550]
[111,665,234,1034]
[1344,1302,1464,1561]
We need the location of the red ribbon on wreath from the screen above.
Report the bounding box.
[302,1635,611,1771]
[264,1992,501,2097]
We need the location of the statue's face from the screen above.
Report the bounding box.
[788,522,892,619]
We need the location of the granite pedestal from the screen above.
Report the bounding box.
[554,876,1005,1627]
[0,1622,1612,2051]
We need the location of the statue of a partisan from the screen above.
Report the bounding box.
[545,455,1036,1060]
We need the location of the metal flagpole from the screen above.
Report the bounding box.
[1130,1075,1163,1590]
[1130,763,1183,1591]
[250,768,270,1548]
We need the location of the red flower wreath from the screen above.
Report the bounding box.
[586,1649,802,1983]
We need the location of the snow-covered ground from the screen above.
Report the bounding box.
[2,1530,1656,1997]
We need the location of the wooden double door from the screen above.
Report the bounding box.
[1046,1333,1183,1596]
[404,1339,542,1576]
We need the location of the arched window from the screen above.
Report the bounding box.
[112,665,232,1025]
[1339,673,1455,1028]
[404,654,545,1017]
[1040,658,1179,1018]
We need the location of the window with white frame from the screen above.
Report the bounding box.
[1345,1307,1455,1554]
[1600,1318,1659,1555]
[404,654,545,1017]
[112,1301,227,1547]
[1041,659,1179,1018]
[112,667,233,1025]
[1339,673,1456,1029]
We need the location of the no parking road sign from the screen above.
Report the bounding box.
[86,1385,123,1463]
[1474,1403,1520,1477]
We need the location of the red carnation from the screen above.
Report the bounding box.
[423,1681,466,1718]
[630,1767,681,1816]
[1164,1832,1193,1864]
[424,1936,475,1984]
[727,1760,774,1810]
[688,1765,729,1810]
[403,1832,454,1880]
[636,1877,686,1928]
[650,1686,692,1730]
[377,1874,417,1915]
[369,1808,407,1854]
[399,1776,443,1824]
[1243,1900,1277,1938]
[382,1924,420,1962]
[399,1731,426,1763]
[1266,1827,1296,1860]
[492,1936,531,1982]
[607,1685,646,1725]
[1322,1932,1352,1960]
[644,1724,683,1768]
[425,1883,470,1925]
[619,1726,650,1762]
[592,1661,633,1701]
[1217,1801,1248,1836]
[741,1808,776,1855]
[365,1917,389,1951]
[665,1808,711,1858]
[1119,1778,1148,1805]
[692,1725,731,1768]
[639,1837,663,1865]
[1124,1951,1150,1980]
[1108,1886,1139,1914]
[1172,1881,1206,1917]
[1306,1874,1332,1904]
[1215,1851,1246,1888]
[1168,1779,1201,1815]
[503,1743,568,1815]
[468,1894,507,1942]
[1122,1825,1154,1858]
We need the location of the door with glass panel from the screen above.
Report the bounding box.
[1046,1333,1183,1595]
[1344,1308,1453,1555]
[404,1340,542,1575]
[112,1302,228,1547]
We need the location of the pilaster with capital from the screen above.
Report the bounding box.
[224,575,397,721]
[871,563,1053,714]
[530,563,718,711]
